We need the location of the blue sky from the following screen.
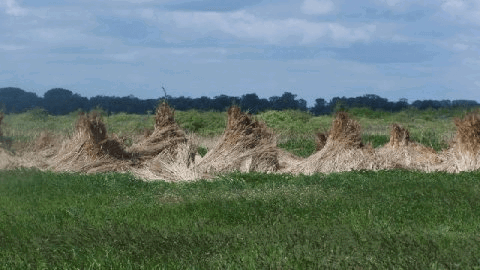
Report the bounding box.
[1,0,479,106]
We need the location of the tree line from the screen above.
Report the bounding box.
[0,87,478,116]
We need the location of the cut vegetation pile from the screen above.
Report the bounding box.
[291,112,377,174]
[440,111,480,172]
[197,106,285,174]
[128,102,200,181]
[127,102,188,160]
[51,111,138,174]
[2,106,480,180]
[376,124,441,172]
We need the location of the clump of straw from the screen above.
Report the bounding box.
[198,106,281,174]
[291,112,377,174]
[439,111,480,172]
[128,102,188,160]
[376,124,441,172]
[51,111,137,174]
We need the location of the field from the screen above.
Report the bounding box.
[1,106,480,268]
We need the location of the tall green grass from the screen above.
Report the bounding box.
[1,168,480,269]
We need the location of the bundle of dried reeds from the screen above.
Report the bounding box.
[127,102,188,160]
[375,124,441,172]
[439,111,480,172]
[51,111,137,174]
[290,112,378,174]
[197,106,282,174]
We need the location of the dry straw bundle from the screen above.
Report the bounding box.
[127,102,188,160]
[197,106,284,174]
[375,124,441,172]
[440,111,480,172]
[127,102,201,181]
[51,111,137,174]
[291,112,377,174]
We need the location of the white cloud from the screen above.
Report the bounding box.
[156,10,376,45]
[453,43,469,51]
[440,0,480,25]
[0,0,27,16]
[441,0,466,11]
[301,0,335,15]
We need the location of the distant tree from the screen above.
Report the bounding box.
[43,88,88,115]
[0,87,41,113]
[310,98,329,115]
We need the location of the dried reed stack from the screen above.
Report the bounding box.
[125,102,201,181]
[51,111,137,173]
[440,111,480,172]
[197,106,281,174]
[128,102,188,160]
[375,124,441,171]
[291,112,377,174]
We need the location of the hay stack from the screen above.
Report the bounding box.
[127,102,188,160]
[197,106,282,174]
[124,102,201,181]
[291,112,378,174]
[439,111,480,172]
[130,140,205,182]
[375,124,441,171]
[51,111,137,174]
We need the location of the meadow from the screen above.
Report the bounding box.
[1,106,480,268]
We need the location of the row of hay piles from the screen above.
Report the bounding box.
[50,111,138,174]
[439,111,480,172]
[375,124,442,172]
[196,106,285,174]
[290,112,378,174]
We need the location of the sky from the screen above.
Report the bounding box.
[1,0,479,107]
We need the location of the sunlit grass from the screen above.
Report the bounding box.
[1,168,480,268]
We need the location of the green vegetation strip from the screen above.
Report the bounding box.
[1,168,480,269]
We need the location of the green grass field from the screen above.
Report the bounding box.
[1,168,480,269]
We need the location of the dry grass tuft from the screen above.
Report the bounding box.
[51,111,137,173]
[198,106,282,174]
[290,112,377,174]
[453,111,480,154]
[328,112,364,148]
[439,111,480,172]
[376,124,441,172]
[128,102,188,160]
[388,124,410,148]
